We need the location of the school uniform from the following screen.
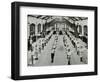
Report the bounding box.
[51,49,55,63]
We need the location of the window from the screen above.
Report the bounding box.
[79,25,82,34]
[30,23,35,35]
[43,24,45,31]
[84,25,88,36]
[38,23,41,33]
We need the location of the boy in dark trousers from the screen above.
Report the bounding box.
[51,48,55,63]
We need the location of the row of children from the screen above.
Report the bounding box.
[28,31,53,65]
[63,33,75,65]
[50,34,58,63]
[67,31,88,64]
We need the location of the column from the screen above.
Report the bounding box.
[35,23,38,35]
[41,22,43,32]
[55,23,56,31]
[77,25,79,34]
[27,23,30,39]
[82,25,84,36]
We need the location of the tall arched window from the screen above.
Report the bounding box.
[43,24,45,31]
[79,25,82,34]
[84,25,88,36]
[30,23,35,35]
[38,23,41,34]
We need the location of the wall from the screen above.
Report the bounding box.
[76,20,88,36]
[0,0,99,82]
[28,16,46,37]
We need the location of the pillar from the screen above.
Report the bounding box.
[82,25,84,36]
[27,23,30,39]
[35,23,38,35]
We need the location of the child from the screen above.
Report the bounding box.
[51,48,55,63]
